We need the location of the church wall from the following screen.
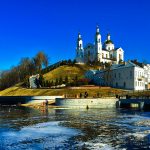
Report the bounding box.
[105,44,114,51]
[116,49,124,63]
[102,50,109,59]
[76,49,84,63]
[109,50,114,59]
[101,58,112,63]
[84,46,96,62]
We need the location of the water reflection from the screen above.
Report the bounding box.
[0,106,150,149]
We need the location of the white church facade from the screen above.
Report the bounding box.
[76,26,124,64]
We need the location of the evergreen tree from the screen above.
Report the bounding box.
[73,59,76,65]
[51,81,54,86]
[59,76,63,85]
[45,80,49,87]
[65,76,68,84]
[74,75,78,86]
[39,74,44,87]
[68,59,72,65]
[55,78,59,86]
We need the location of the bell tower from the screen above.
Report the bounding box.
[95,26,102,62]
[76,33,84,63]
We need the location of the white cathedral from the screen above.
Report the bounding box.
[76,26,124,64]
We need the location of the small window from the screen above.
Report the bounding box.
[79,44,82,48]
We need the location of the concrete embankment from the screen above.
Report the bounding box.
[56,97,118,108]
[0,96,62,105]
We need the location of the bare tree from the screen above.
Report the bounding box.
[0,51,49,90]
[34,51,49,72]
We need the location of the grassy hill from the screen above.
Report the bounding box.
[43,64,100,82]
[44,65,83,82]
[0,64,103,96]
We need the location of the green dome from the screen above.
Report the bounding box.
[105,40,113,44]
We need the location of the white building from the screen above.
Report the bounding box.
[144,64,150,89]
[85,61,150,91]
[105,62,145,90]
[76,26,124,64]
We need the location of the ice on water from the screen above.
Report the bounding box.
[0,121,79,150]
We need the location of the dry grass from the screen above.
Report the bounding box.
[43,64,100,82]
[0,85,124,97]
[44,65,83,81]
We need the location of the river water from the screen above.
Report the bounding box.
[0,106,150,150]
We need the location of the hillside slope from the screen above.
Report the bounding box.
[0,64,102,96]
[43,64,100,82]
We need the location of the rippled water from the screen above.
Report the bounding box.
[0,106,150,149]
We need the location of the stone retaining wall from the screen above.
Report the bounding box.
[55,98,118,108]
[67,86,111,90]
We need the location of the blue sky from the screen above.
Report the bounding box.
[0,0,150,70]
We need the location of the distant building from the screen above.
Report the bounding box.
[29,74,40,88]
[76,26,124,64]
[85,61,150,90]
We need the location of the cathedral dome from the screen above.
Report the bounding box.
[105,40,113,44]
